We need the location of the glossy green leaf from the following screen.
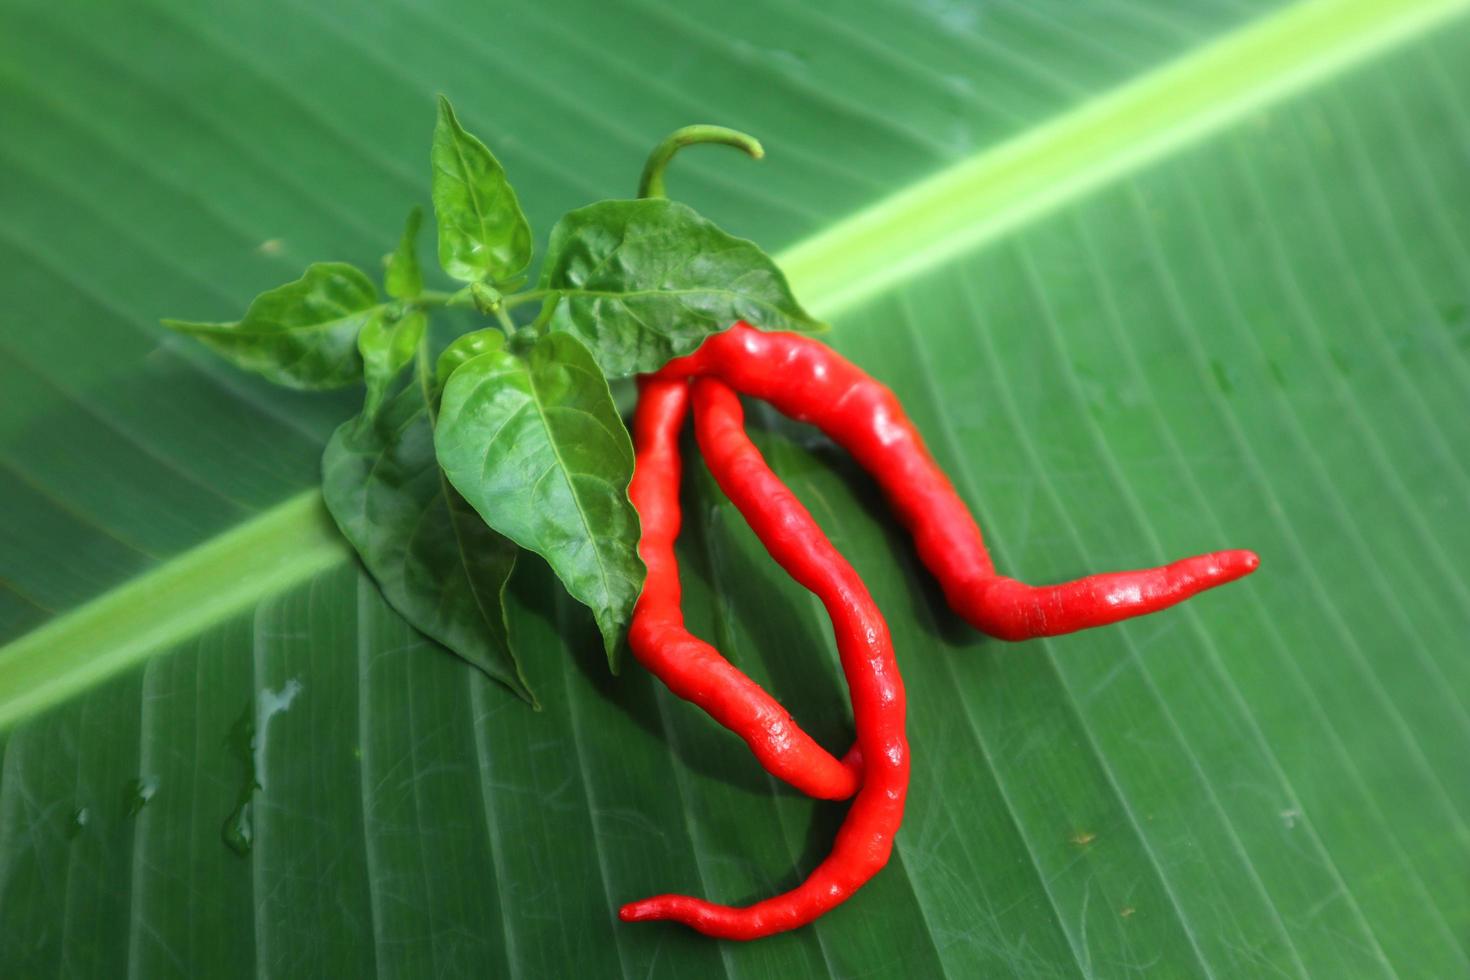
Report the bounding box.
[435,331,642,664]
[431,95,533,284]
[162,262,378,389]
[435,326,505,389]
[356,309,424,421]
[384,206,424,300]
[322,330,530,703]
[537,197,823,376]
[3,0,1470,976]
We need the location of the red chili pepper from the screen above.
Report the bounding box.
[627,376,861,801]
[621,377,906,939]
[657,323,1259,640]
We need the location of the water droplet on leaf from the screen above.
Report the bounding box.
[219,679,302,855]
[125,776,159,816]
[222,801,254,856]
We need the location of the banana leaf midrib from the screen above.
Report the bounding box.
[0,0,1463,730]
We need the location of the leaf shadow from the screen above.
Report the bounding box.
[755,407,977,653]
[506,402,1003,908]
[508,543,772,799]
[515,416,906,798]
[678,441,859,759]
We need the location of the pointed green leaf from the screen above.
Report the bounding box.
[322,336,532,703]
[535,197,823,377]
[434,331,642,665]
[162,262,379,389]
[431,96,533,284]
[384,207,424,300]
[357,310,425,422]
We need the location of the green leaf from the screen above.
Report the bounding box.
[431,95,532,284]
[6,0,1470,976]
[435,326,505,389]
[434,331,642,665]
[357,310,424,422]
[162,262,378,390]
[536,197,823,377]
[384,207,424,300]
[322,330,533,703]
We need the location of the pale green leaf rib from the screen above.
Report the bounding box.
[353,579,389,972]
[550,606,637,979]
[1117,177,1464,972]
[1,0,1464,730]
[931,269,1266,974]
[891,307,1200,975]
[1059,219,1400,967]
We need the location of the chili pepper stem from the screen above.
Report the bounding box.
[412,287,548,317]
[500,289,550,310]
[491,305,516,336]
[638,125,765,200]
[411,288,474,311]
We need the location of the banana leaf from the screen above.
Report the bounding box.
[1,0,1467,975]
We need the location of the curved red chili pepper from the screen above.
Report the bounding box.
[657,323,1259,640]
[628,377,861,801]
[621,378,907,940]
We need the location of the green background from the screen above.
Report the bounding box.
[2,0,1468,976]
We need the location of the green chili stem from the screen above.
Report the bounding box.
[416,287,547,314]
[637,125,764,199]
[502,289,550,310]
[492,305,517,335]
[413,289,475,311]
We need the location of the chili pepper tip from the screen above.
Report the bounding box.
[619,900,658,922]
[1217,548,1261,578]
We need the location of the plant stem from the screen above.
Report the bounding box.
[493,305,517,336]
[413,289,475,311]
[637,125,764,199]
[416,288,546,316]
[502,289,550,310]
